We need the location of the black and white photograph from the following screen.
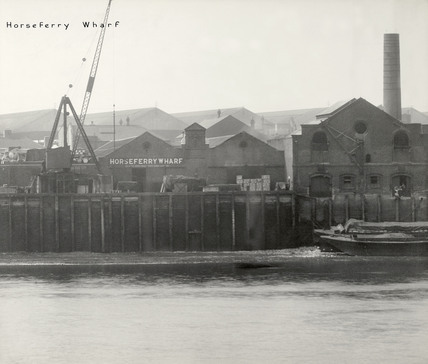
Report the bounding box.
[0,0,428,362]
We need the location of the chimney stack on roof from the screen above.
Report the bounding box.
[383,33,402,120]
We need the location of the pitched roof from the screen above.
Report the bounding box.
[85,107,187,131]
[172,107,274,128]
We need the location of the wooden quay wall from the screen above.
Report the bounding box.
[0,191,297,253]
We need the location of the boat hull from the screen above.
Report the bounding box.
[320,235,428,256]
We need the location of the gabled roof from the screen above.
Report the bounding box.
[210,131,279,151]
[293,98,405,136]
[94,136,137,158]
[316,99,357,119]
[95,131,176,158]
[185,123,206,131]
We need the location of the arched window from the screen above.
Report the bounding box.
[311,131,328,151]
[393,130,409,149]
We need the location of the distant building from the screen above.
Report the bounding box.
[291,98,428,197]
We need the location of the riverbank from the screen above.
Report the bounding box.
[0,248,324,266]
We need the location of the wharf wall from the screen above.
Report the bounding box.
[0,192,296,253]
[297,193,428,229]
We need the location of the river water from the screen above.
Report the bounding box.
[0,249,427,364]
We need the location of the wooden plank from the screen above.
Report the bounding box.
[216,193,221,250]
[100,196,105,253]
[231,193,236,250]
[276,192,280,247]
[291,193,296,227]
[24,196,29,251]
[121,196,125,252]
[108,196,113,253]
[395,197,400,222]
[88,197,92,252]
[377,194,382,222]
[8,196,12,252]
[153,196,157,251]
[169,194,173,251]
[245,192,250,244]
[200,194,205,251]
[55,195,60,251]
[185,194,189,251]
[70,195,75,252]
[39,195,44,252]
[261,192,266,249]
[138,195,143,252]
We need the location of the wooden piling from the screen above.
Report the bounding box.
[24,196,28,251]
[168,194,173,251]
[185,194,189,251]
[231,193,236,250]
[88,197,93,251]
[200,194,205,251]
[216,193,221,250]
[8,196,12,252]
[395,197,400,222]
[120,196,125,252]
[153,196,157,251]
[138,195,143,252]
[55,195,60,251]
[70,195,75,251]
[100,196,105,253]
[39,195,44,252]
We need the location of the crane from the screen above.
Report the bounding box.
[71,0,113,167]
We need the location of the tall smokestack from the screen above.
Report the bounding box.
[383,33,402,120]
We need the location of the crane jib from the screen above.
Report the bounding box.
[86,77,95,93]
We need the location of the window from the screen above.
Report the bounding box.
[368,174,381,189]
[354,121,367,134]
[391,175,411,197]
[365,154,371,163]
[311,131,328,151]
[340,174,355,191]
[393,130,409,149]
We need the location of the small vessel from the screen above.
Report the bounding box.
[319,234,428,256]
[314,219,428,256]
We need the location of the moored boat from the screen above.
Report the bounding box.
[319,234,428,256]
[314,219,428,254]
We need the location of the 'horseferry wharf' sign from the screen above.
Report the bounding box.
[109,157,183,167]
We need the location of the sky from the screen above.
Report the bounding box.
[0,0,427,116]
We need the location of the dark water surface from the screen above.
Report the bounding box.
[0,249,427,363]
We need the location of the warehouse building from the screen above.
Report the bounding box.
[96,123,286,192]
[291,97,428,197]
